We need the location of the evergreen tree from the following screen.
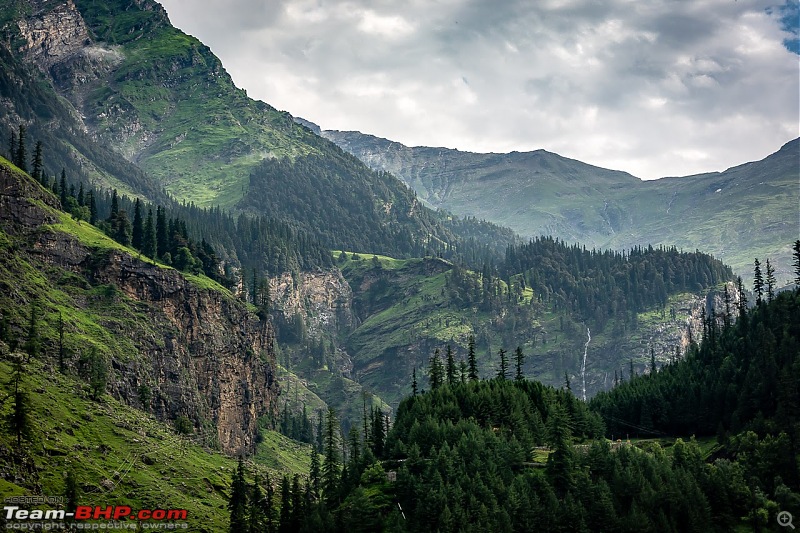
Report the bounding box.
[309,447,321,500]
[467,335,478,381]
[514,346,524,381]
[248,474,265,533]
[263,471,276,533]
[546,403,575,497]
[411,367,418,397]
[753,258,764,305]
[322,408,341,507]
[229,457,249,533]
[278,475,291,533]
[88,348,108,400]
[459,359,468,383]
[88,191,97,225]
[156,206,168,259]
[113,210,132,246]
[6,356,32,447]
[765,258,776,302]
[77,182,84,207]
[143,208,157,258]
[445,344,457,386]
[60,169,68,207]
[370,408,386,458]
[31,141,43,184]
[429,348,444,390]
[496,348,508,380]
[15,125,27,172]
[7,129,17,162]
[132,199,144,250]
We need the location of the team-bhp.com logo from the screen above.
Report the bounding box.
[4,504,188,530]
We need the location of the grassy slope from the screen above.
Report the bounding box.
[0,358,308,532]
[70,0,322,208]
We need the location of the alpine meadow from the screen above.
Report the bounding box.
[0,1,797,532]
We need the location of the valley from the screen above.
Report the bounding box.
[0,0,797,531]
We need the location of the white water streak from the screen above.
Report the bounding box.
[582,327,591,402]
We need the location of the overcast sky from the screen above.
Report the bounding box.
[158,0,798,180]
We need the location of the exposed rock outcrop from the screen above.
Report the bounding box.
[269,270,354,337]
[1,162,277,456]
[16,0,91,72]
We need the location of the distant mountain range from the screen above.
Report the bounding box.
[318,126,799,284]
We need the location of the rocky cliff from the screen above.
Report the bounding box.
[0,159,277,455]
[16,0,92,72]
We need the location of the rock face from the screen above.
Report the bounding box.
[1,162,277,455]
[16,0,92,72]
[270,270,354,337]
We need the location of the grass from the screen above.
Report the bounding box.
[0,357,311,532]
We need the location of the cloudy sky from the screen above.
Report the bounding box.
[158,0,798,180]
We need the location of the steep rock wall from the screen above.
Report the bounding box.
[1,163,277,455]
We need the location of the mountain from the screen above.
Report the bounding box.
[0,0,517,263]
[320,128,799,284]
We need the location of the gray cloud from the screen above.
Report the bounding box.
[159,0,799,179]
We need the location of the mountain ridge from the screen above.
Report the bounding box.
[318,125,798,284]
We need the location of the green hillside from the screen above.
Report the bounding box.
[335,244,731,406]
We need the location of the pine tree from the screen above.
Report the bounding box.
[7,356,31,447]
[113,210,132,246]
[132,199,144,250]
[31,141,43,184]
[143,208,157,258]
[278,475,291,533]
[445,344,456,386]
[546,403,575,497]
[370,408,385,458]
[467,335,478,381]
[322,407,340,508]
[248,474,265,533]
[765,258,776,302]
[88,191,97,225]
[15,125,27,172]
[309,447,321,500]
[411,367,418,397]
[7,129,17,162]
[753,258,764,305]
[459,360,467,383]
[263,471,276,533]
[429,348,443,390]
[514,346,524,381]
[77,182,85,207]
[496,348,508,380]
[87,348,108,400]
[60,169,68,207]
[156,206,168,259]
[229,457,249,533]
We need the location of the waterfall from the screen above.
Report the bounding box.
[582,327,591,402]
